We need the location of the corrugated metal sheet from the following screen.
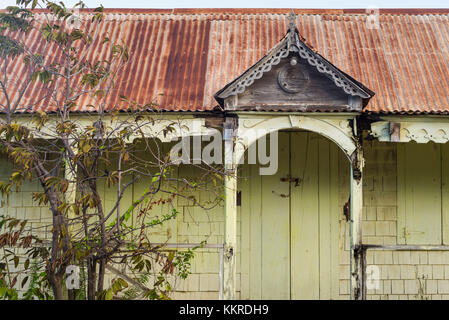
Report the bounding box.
[1,8,449,114]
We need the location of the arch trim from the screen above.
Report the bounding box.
[234,115,357,165]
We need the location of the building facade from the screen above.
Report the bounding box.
[2,8,449,300]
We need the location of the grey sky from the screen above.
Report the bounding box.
[1,0,448,9]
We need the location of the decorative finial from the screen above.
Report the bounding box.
[288,9,296,33]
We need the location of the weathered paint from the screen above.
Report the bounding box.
[6,106,449,300]
[239,132,342,299]
[258,132,290,299]
[397,143,442,245]
[1,113,217,144]
[442,143,449,245]
[3,9,449,114]
[215,25,372,112]
[230,113,358,299]
[291,132,320,299]
[350,153,364,300]
[223,118,238,300]
[5,134,449,299]
[290,132,341,298]
[235,114,357,159]
[371,120,449,144]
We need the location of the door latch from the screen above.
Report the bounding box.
[280,175,301,187]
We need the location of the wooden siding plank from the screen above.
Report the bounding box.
[329,141,341,299]
[317,136,339,299]
[240,131,341,300]
[319,136,331,299]
[236,58,351,111]
[397,143,407,244]
[239,161,250,299]
[442,143,449,245]
[248,162,262,299]
[260,132,291,299]
[290,132,320,299]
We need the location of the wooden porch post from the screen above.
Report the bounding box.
[350,148,364,300]
[223,165,237,300]
[223,117,238,300]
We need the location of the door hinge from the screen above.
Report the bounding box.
[343,197,351,221]
[402,227,424,240]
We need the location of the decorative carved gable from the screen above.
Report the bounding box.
[214,13,374,112]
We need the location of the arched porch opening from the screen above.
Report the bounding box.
[237,130,349,299]
[223,115,364,300]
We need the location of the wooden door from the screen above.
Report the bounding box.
[240,131,340,300]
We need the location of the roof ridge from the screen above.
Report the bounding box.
[2,8,449,16]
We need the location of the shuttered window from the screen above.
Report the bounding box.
[397,142,445,245]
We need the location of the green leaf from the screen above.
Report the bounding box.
[117,278,128,289]
[0,287,6,298]
[111,279,123,294]
[21,276,28,288]
[70,29,84,41]
[13,256,19,268]
[105,289,113,300]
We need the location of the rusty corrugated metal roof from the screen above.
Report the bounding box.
[1,8,449,114]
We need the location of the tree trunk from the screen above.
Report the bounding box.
[48,272,65,300]
[87,258,97,300]
[97,259,105,293]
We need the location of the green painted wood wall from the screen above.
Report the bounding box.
[239,131,341,299]
[397,142,449,245]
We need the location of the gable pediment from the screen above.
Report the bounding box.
[214,21,374,112]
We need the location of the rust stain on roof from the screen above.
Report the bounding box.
[1,8,449,114]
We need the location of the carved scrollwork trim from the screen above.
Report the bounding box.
[400,127,449,143]
[295,37,369,98]
[236,115,357,159]
[216,30,372,100]
[219,43,290,99]
[371,121,449,144]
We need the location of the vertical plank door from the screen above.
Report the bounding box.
[290,133,340,299]
[240,132,340,299]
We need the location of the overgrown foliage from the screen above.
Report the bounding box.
[0,0,224,300]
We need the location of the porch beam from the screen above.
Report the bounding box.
[363,244,449,251]
[6,114,216,143]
